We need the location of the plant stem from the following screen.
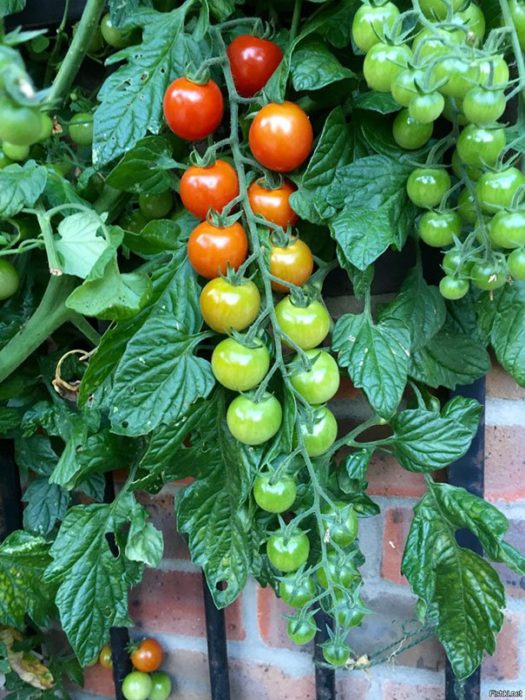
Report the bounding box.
[499,0,525,103]
[46,0,106,107]
[36,208,64,275]
[70,316,101,345]
[290,0,304,43]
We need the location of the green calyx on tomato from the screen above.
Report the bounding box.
[290,349,340,405]
[275,296,331,350]
[267,531,310,572]
[253,473,297,513]
[212,338,270,391]
[351,2,400,52]
[298,406,337,457]
[407,168,451,209]
[227,393,282,445]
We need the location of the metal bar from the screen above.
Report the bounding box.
[314,610,336,700]
[445,377,485,700]
[202,574,231,700]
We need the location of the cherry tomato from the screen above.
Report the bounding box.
[290,350,340,405]
[69,112,93,146]
[2,142,29,161]
[0,99,41,146]
[275,296,331,349]
[269,238,314,293]
[253,474,297,513]
[456,125,506,168]
[188,221,248,279]
[248,178,298,229]
[0,260,19,301]
[0,150,12,168]
[489,211,525,249]
[122,671,153,700]
[351,2,400,52]
[431,57,478,99]
[476,168,525,214]
[322,640,351,667]
[180,160,239,220]
[148,672,172,700]
[130,638,164,673]
[279,573,316,608]
[227,393,282,445]
[442,250,471,277]
[439,276,470,300]
[249,102,313,172]
[98,644,113,669]
[100,14,136,48]
[463,87,506,125]
[509,0,525,50]
[457,4,486,44]
[420,0,464,19]
[418,211,461,247]
[267,531,310,572]
[391,69,421,107]
[451,149,483,181]
[299,406,337,457]
[408,92,444,124]
[392,109,433,150]
[470,260,507,290]
[457,188,477,224]
[200,278,260,334]
[120,209,148,233]
[287,614,317,645]
[407,168,451,209]
[333,604,365,629]
[212,338,269,391]
[478,55,509,88]
[38,113,53,142]
[508,248,525,280]
[321,501,358,547]
[227,34,283,97]
[412,27,463,62]
[138,191,173,220]
[317,552,360,589]
[363,42,412,93]
[163,78,224,141]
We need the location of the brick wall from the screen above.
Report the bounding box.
[74,361,525,700]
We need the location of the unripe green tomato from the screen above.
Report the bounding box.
[457,3,486,44]
[509,0,525,50]
[138,191,173,220]
[275,296,331,350]
[321,501,358,547]
[120,209,148,233]
[2,142,29,161]
[451,149,483,181]
[408,92,444,124]
[412,27,463,62]
[69,112,93,146]
[0,150,12,168]
[442,250,472,277]
[439,276,470,300]
[266,531,310,572]
[322,640,351,667]
[478,55,510,88]
[51,159,74,177]
[287,614,317,645]
[122,671,152,700]
[317,552,360,589]
[298,406,337,457]
[406,168,451,209]
[489,211,525,249]
[0,99,42,146]
[418,211,462,247]
[333,603,365,628]
[351,2,400,52]
[392,110,433,150]
[456,125,506,168]
[0,259,20,300]
[457,188,478,224]
[278,574,316,608]
[148,671,172,700]
[419,0,464,19]
[470,260,507,290]
[476,168,525,214]
[507,248,525,280]
[462,87,506,125]
[100,13,136,48]
[253,474,297,513]
[363,42,412,93]
[391,69,420,107]
[290,349,340,405]
[432,57,478,99]
[211,338,270,391]
[227,394,282,445]
[38,113,53,141]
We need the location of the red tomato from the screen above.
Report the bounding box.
[249,102,313,172]
[163,78,224,141]
[180,160,239,219]
[188,220,248,278]
[248,179,298,229]
[270,238,314,292]
[227,34,283,97]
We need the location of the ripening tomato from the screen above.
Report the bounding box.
[351,2,400,52]
[98,644,113,669]
[253,473,297,513]
[289,349,340,405]
[298,406,337,457]
[269,238,314,292]
[211,338,270,391]
[489,210,525,249]
[249,102,313,172]
[130,637,164,673]
[275,296,331,349]
[248,178,298,229]
[227,394,283,445]
[267,531,310,572]
[476,168,525,214]
[227,35,283,97]
[163,78,224,141]
[363,42,412,93]
[279,573,316,607]
[200,278,260,333]
[180,160,239,220]
[456,124,506,168]
[188,220,248,278]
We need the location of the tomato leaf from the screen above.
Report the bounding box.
[0,0,26,17]
[124,219,188,256]
[353,91,400,114]
[332,312,410,418]
[54,212,112,280]
[106,136,176,194]
[22,479,69,536]
[125,502,164,568]
[290,39,355,92]
[0,161,47,217]
[108,0,151,26]
[303,0,360,48]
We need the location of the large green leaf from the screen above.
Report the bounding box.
[106,136,175,194]
[0,0,26,18]
[0,161,47,217]
[22,479,69,536]
[290,40,354,92]
[303,0,360,48]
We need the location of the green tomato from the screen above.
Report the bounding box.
[478,55,510,88]
[322,640,351,668]
[442,250,472,277]
[363,42,412,93]
[317,552,360,589]
[489,210,525,249]
[122,671,153,700]
[100,13,136,48]
[287,614,317,645]
[457,3,486,44]
[509,0,525,50]
[278,574,316,608]
[321,501,358,547]
[412,27,463,62]
[275,296,331,350]
[406,168,451,209]
[69,112,93,146]
[267,531,310,572]
[0,99,42,146]
[408,92,444,124]
[148,672,172,700]
[419,0,464,19]
[470,260,507,290]
[253,474,297,513]
[457,188,478,224]
[439,276,470,300]
[462,87,506,125]
[476,168,525,214]
[2,142,29,161]
[392,109,433,150]
[451,149,483,181]
[38,113,53,141]
[418,211,462,247]
[212,338,270,391]
[290,349,340,405]
[120,209,148,233]
[391,69,421,107]
[351,2,400,52]
[0,150,12,168]
[298,406,337,457]
[226,393,282,445]
[508,248,525,280]
[456,124,506,168]
[138,191,173,220]
[0,259,20,300]
[432,57,478,99]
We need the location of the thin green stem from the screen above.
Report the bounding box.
[499,0,525,103]
[44,0,71,86]
[70,316,101,346]
[36,208,63,275]
[290,0,304,43]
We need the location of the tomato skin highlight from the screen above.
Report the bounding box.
[299,406,337,457]
[275,297,331,350]
[290,350,340,405]
[267,532,310,572]
[130,637,164,673]
[211,338,270,391]
[248,179,298,229]
[227,394,283,445]
[200,278,260,334]
[249,102,313,172]
[227,35,283,97]
[253,474,297,513]
[188,221,248,279]
[180,160,239,220]
[489,211,525,249]
[163,78,224,141]
[269,238,314,293]
[0,259,19,300]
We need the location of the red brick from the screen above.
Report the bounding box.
[485,426,525,502]
[493,519,525,598]
[367,452,426,498]
[482,613,521,681]
[136,490,190,560]
[382,680,444,700]
[78,665,114,698]
[381,507,412,585]
[487,363,525,400]
[129,569,245,640]
[335,673,372,697]
[229,657,316,700]
[256,584,314,652]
